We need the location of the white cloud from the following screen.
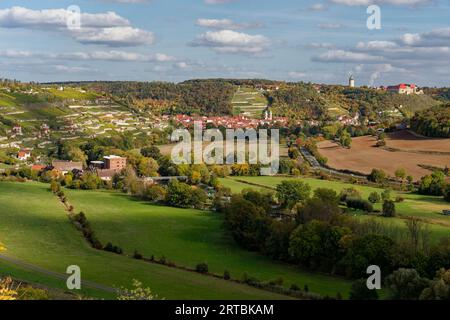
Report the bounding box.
[0,6,154,47]
[196,18,262,30]
[0,49,176,63]
[308,3,327,11]
[191,30,270,55]
[398,28,450,47]
[314,50,384,63]
[73,27,154,47]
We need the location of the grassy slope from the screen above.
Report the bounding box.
[219,176,450,242]
[65,188,352,298]
[0,181,295,300]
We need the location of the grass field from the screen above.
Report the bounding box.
[219,176,450,242]
[65,187,352,297]
[0,181,303,300]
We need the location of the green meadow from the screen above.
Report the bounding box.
[0,181,302,300]
[65,187,352,298]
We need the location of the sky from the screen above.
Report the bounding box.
[0,0,449,86]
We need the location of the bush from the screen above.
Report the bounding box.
[395,196,405,203]
[349,279,378,300]
[133,250,143,260]
[346,197,373,212]
[382,200,396,217]
[104,242,123,255]
[290,284,300,291]
[381,189,392,201]
[368,169,387,183]
[223,270,231,280]
[339,188,361,202]
[368,192,381,204]
[196,262,209,274]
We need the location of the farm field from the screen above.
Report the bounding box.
[386,130,450,154]
[0,181,301,300]
[65,188,352,297]
[318,134,450,180]
[219,176,450,242]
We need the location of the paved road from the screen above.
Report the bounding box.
[300,147,367,179]
[0,254,117,294]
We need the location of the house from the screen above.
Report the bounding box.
[387,84,424,95]
[17,149,31,161]
[41,123,50,135]
[31,164,45,172]
[97,169,117,182]
[104,155,127,171]
[12,125,22,136]
[52,160,83,175]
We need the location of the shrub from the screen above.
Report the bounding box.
[196,262,209,274]
[368,169,387,183]
[104,242,123,255]
[346,197,373,212]
[349,279,378,300]
[368,192,381,204]
[381,189,392,201]
[339,188,361,202]
[382,200,396,217]
[223,270,231,280]
[395,196,405,203]
[269,277,284,286]
[133,250,143,260]
[17,286,50,300]
[290,284,300,291]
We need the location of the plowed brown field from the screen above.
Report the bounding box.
[318,131,450,180]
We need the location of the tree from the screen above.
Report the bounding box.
[368,192,381,204]
[341,234,395,278]
[444,183,450,202]
[144,184,167,202]
[141,146,162,161]
[418,171,446,196]
[224,195,269,251]
[340,130,352,148]
[420,269,450,300]
[296,196,342,225]
[289,220,350,272]
[381,189,391,201]
[382,200,396,217]
[368,169,387,183]
[276,180,311,209]
[386,268,429,300]
[138,157,159,177]
[395,168,407,182]
[349,279,378,300]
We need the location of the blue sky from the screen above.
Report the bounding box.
[0,0,449,86]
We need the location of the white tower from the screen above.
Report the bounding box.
[349,75,355,88]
